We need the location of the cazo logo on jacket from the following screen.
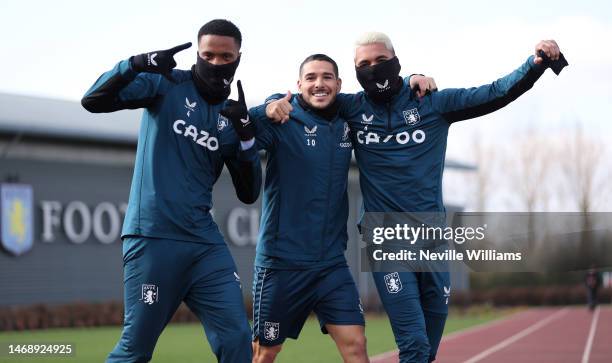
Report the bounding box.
[356,129,426,145]
[173,120,219,151]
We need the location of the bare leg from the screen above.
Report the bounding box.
[252,339,283,363]
[326,324,369,363]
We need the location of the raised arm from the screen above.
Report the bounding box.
[81,42,191,113]
[431,40,566,123]
[219,81,262,204]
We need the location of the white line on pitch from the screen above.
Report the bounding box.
[581,306,600,363]
[370,309,534,362]
[442,309,532,343]
[462,308,569,363]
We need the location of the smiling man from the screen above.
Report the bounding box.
[265,32,566,362]
[249,54,368,363]
[81,19,260,363]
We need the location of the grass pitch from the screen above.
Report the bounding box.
[0,309,507,362]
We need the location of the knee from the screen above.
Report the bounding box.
[343,334,367,357]
[219,325,251,351]
[253,342,282,363]
[398,333,430,362]
[107,331,155,363]
[107,343,152,363]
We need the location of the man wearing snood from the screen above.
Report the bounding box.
[82,19,261,363]
[340,33,563,363]
[266,33,566,362]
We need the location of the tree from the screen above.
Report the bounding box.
[561,125,607,213]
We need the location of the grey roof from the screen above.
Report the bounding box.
[0,92,140,144]
[0,92,475,170]
[445,159,476,170]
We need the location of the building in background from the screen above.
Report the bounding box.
[0,93,474,309]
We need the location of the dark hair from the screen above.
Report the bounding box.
[197,19,242,47]
[299,54,339,78]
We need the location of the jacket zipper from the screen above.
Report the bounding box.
[386,103,392,132]
[320,122,334,259]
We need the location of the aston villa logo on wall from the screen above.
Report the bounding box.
[1,184,34,256]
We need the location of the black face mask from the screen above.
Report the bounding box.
[355,57,402,103]
[192,54,240,104]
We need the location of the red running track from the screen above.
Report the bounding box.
[370,306,611,363]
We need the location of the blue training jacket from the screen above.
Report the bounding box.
[81,59,262,244]
[250,97,353,268]
[337,56,546,223]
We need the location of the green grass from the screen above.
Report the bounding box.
[0,309,509,362]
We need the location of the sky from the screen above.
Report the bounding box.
[1,0,611,209]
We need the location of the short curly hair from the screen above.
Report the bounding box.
[197,19,242,47]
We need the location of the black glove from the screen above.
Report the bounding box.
[130,42,192,82]
[537,50,568,75]
[219,80,255,141]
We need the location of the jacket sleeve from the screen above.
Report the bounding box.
[219,124,263,204]
[336,93,361,119]
[430,56,547,123]
[249,103,279,151]
[81,59,165,113]
[223,145,263,204]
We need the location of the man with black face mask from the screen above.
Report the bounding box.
[82,19,260,363]
[266,32,566,362]
[354,54,402,104]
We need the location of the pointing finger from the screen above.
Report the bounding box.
[237,80,245,105]
[169,42,192,54]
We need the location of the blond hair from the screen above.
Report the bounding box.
[355,32,395,55]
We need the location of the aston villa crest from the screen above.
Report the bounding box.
[141,284,159,305]
[264,321,279,340]
[1,184,34,256]
[384,272,403,294]
[402,108,420,126]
